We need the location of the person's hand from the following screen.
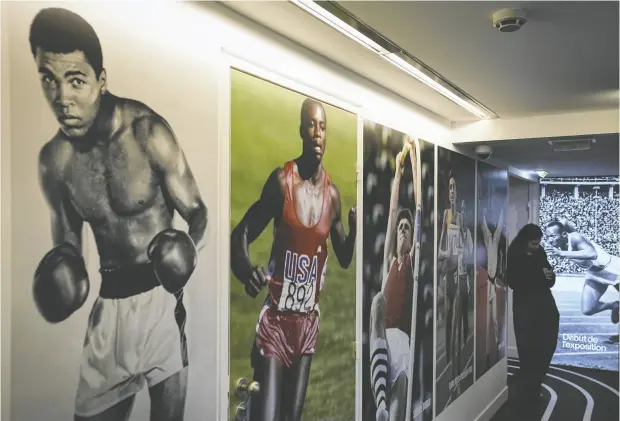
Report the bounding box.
[407,137,416,160]
[395,151,405,176]
[544,245,562,257]
[245,266,270,298]
[348,207,357,236]
[148,228,197,294]
[33,243,90,323]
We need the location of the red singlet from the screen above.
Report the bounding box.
[255,161,332,367]
[384,256,414,335]
[267,161,332,313]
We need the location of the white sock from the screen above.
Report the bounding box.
[370,338,389,412]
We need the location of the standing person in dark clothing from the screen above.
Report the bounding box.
[507,224,559,416]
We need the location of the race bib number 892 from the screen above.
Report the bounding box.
[278,251,318,313]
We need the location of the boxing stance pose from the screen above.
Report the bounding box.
[230,98,356,421]
[480,208,504,366]
[369,138,420,421]
[438,173,463,381]
[545,220,620,332]
[30,8,207,420]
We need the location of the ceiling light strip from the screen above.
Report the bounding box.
[382,53,491,120]
[292,0,391,54]
[290,0,497,120]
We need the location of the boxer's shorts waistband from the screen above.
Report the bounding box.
[99,262,159,299]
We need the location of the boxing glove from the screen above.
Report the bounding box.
[33,243,90,323]
[148,228,197,294]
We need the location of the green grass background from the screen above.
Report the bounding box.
[229,69,357,421]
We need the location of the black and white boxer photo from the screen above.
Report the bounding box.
[29,8,207,421]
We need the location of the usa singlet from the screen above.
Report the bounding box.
[445,210,462,257]
[384,256,414,335]
[267,161,331,314]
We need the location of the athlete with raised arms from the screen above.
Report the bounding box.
[369,137,421,421]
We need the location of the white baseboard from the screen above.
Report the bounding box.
[473,386,508,421]
[507,346,518,360]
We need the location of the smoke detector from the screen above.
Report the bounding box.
[491,9,528,33]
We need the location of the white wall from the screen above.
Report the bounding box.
[528,182,540,225]
[505,176,536,358]
[1,4,13,421]
[506,177,533,245]
[452,108,619,143]
[1,1,508,421]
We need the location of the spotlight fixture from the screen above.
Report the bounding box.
[535,170,548,178]
[289,0,497,120]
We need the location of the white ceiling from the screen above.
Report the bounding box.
[222,1,475,121]
[225,1,619,122]
[458,133,620,177]
[339,1,619,119]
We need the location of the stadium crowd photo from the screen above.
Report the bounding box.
[539,178,619,371]
[540,184,619,274]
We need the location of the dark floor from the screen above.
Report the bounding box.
[489,357,619,421]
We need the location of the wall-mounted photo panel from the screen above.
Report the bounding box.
[6,3,218,420]
[539,177,619,371]
[228,69,358,421]
[361,120,434,421]
[475,162,509,379]
[435,146,476,414]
